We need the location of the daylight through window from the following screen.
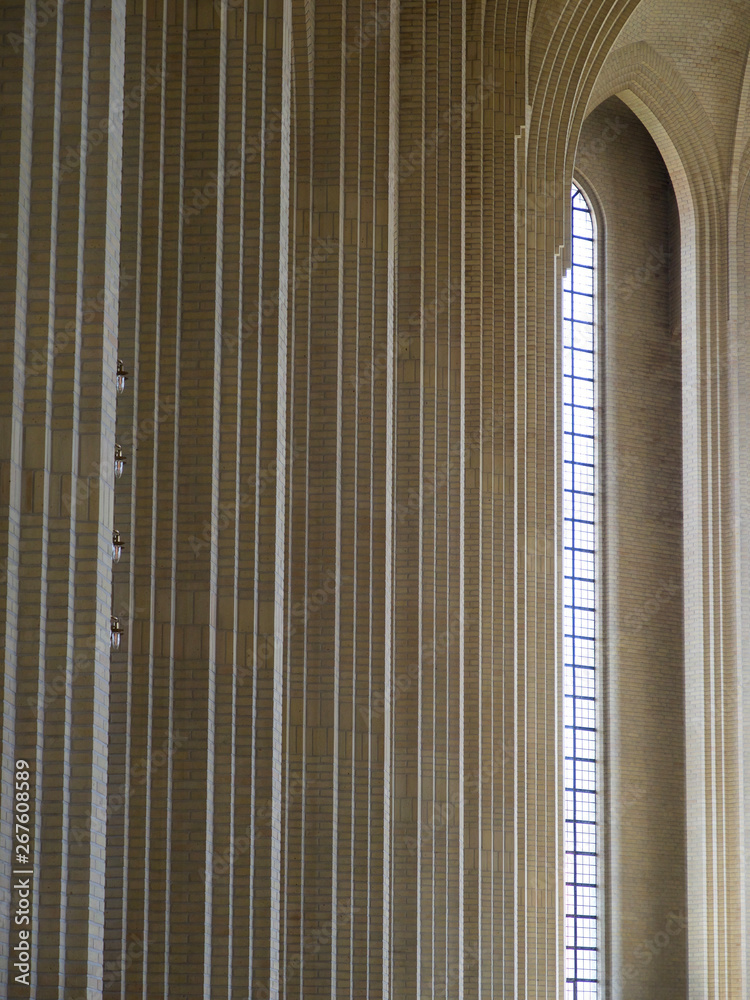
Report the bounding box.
[563,184,598,1000]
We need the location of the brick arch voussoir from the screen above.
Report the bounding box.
[525,0,646,255]
[587,40,724,242]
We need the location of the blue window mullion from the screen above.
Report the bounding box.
[564,184,599,999]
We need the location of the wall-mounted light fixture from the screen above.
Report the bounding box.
[114,443,126,479]
[116,359,128,395]
[110,616,124,651]
[112,529,123,563]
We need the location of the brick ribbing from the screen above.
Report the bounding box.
[582,97,688,997]
[0,0,125,997]
[2,1,750,997]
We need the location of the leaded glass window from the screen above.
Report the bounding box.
[563,184,598,1000]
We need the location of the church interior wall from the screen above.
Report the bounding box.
[0,1,748,997]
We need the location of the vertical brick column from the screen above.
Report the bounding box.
[11,2,746,999]
[521,4,646,995]
[208,2,251,994]
[109,5,185,995]
[103,2,152,991]
[0,0,125,997]
[109,1,295,995]
[580,98,688,999]
[730,94,750,997]
[167,7,223,991]
[681,152,740,1000]
[0,3,34,986]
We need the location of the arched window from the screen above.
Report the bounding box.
[563,184,598,999]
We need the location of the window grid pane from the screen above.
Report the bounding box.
[564,184,598,998]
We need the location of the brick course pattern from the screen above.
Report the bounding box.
[579,96,687,999]
[0,0,748,998]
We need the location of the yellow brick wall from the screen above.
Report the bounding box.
[1,1,749,998]
[0,0,126,997]
[579,96,687,999]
